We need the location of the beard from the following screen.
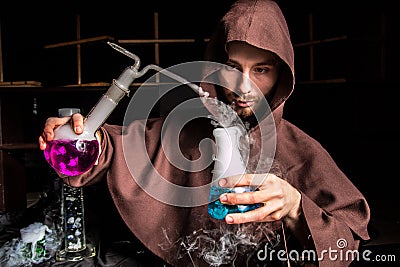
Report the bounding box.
[232,104,256,120]
[216,86,273,128]
[220,90,260,120]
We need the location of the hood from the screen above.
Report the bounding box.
[200,0,295,126]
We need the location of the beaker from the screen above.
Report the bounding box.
[207,126,262,220]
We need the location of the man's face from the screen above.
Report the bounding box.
[218,41,281,121]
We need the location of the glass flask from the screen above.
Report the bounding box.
[43,107,99,177]
[208,126,262,220]
[44,42,206,177]
[43,51,139,176]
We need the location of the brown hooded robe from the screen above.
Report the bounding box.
[65,1,370,266]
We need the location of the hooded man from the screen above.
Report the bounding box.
[39,0,370,266]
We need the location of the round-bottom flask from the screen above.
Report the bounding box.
[44,139,99,176]
[43,108,100,177]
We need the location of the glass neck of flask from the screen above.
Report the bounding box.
[212,126,247,181]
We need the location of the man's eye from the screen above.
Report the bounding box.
[224,64,239,71]
[254,67,268,73]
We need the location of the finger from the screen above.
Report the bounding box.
[218,174,254,188]
[225,207,267,224]
[219,173,274,188]
[42,121,56,142]
[262,200,285,221]
[42,117,70,141]
[220,190,265,205]
[71,113,84,134]
[38,135,46,150]
[41,116,71,148]
[225,203,284,224]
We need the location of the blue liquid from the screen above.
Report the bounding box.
[208,186,262,220]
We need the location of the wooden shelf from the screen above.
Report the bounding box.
[0,143,38,150]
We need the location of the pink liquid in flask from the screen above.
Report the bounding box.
[44,139,99,176]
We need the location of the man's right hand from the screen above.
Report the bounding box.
[38,113,85,150]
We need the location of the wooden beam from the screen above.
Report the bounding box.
[44,35,115,49]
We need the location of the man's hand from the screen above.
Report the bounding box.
[218,173,302,225]
[38,113,85,150]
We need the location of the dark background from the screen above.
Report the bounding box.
[1,0,398,85]
[0,0,399,259]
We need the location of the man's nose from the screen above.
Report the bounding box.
[237,72,251,95]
